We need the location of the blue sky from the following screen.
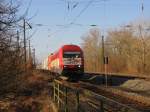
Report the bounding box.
[19,0,150,62]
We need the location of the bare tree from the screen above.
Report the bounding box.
[106,26,150,75]
[0,0,24,94]
[81,28,102,72]
[106,29,137,73]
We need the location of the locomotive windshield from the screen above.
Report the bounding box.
[63,52,82,65]
[63,52,81,58]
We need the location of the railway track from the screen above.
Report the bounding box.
[39,70,150,111]
[38,69,150,81]
[78,81,150,111]
[85,72,150,80]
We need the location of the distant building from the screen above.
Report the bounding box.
[42,57,48,70]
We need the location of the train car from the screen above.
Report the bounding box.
[48,44,84,79]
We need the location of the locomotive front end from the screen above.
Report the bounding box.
[61,45,84,79]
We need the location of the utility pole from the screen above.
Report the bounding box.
[102,35,105,83]
[140,0,145,74]
[29,40,31,60]
[17,31,19,51]
[104,56,108,87]
[102,35,105,66]
[16,31,20,67]
[102,35,108,87]
[23,18,27,71]
[33,48,36,68]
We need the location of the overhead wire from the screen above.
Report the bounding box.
[57,0,110,28]
[47,0,99,37]
[58,0,104,4]
[22,0,32,19]
[69,0,94,25]
[64,0,109,26]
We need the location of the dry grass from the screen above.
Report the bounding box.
[0,70,57,112]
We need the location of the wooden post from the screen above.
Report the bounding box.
[76,91,79,112]
[53,82,56,101]
[65,87,68,112]
[57,83,60,107]
[105,63,108,87]
[100,100,104,112]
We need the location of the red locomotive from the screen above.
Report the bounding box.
[47,44,84,79]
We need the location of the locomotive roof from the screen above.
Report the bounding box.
[49,44,82,57]
[61,44,80,48]
[61,44,81,51]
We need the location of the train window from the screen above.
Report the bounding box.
[63,52,81,58]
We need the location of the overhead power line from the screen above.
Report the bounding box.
[59,0,105,3]
[70,0,94,24]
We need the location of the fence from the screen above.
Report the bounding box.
[52,79,145,112]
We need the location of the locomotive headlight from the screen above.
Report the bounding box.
[64,65,67,68]
[78,65,81,68]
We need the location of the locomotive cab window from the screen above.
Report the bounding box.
[63,52,82,65]
[63,52,81,58]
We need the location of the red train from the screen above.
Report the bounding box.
[47,44,84,79]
